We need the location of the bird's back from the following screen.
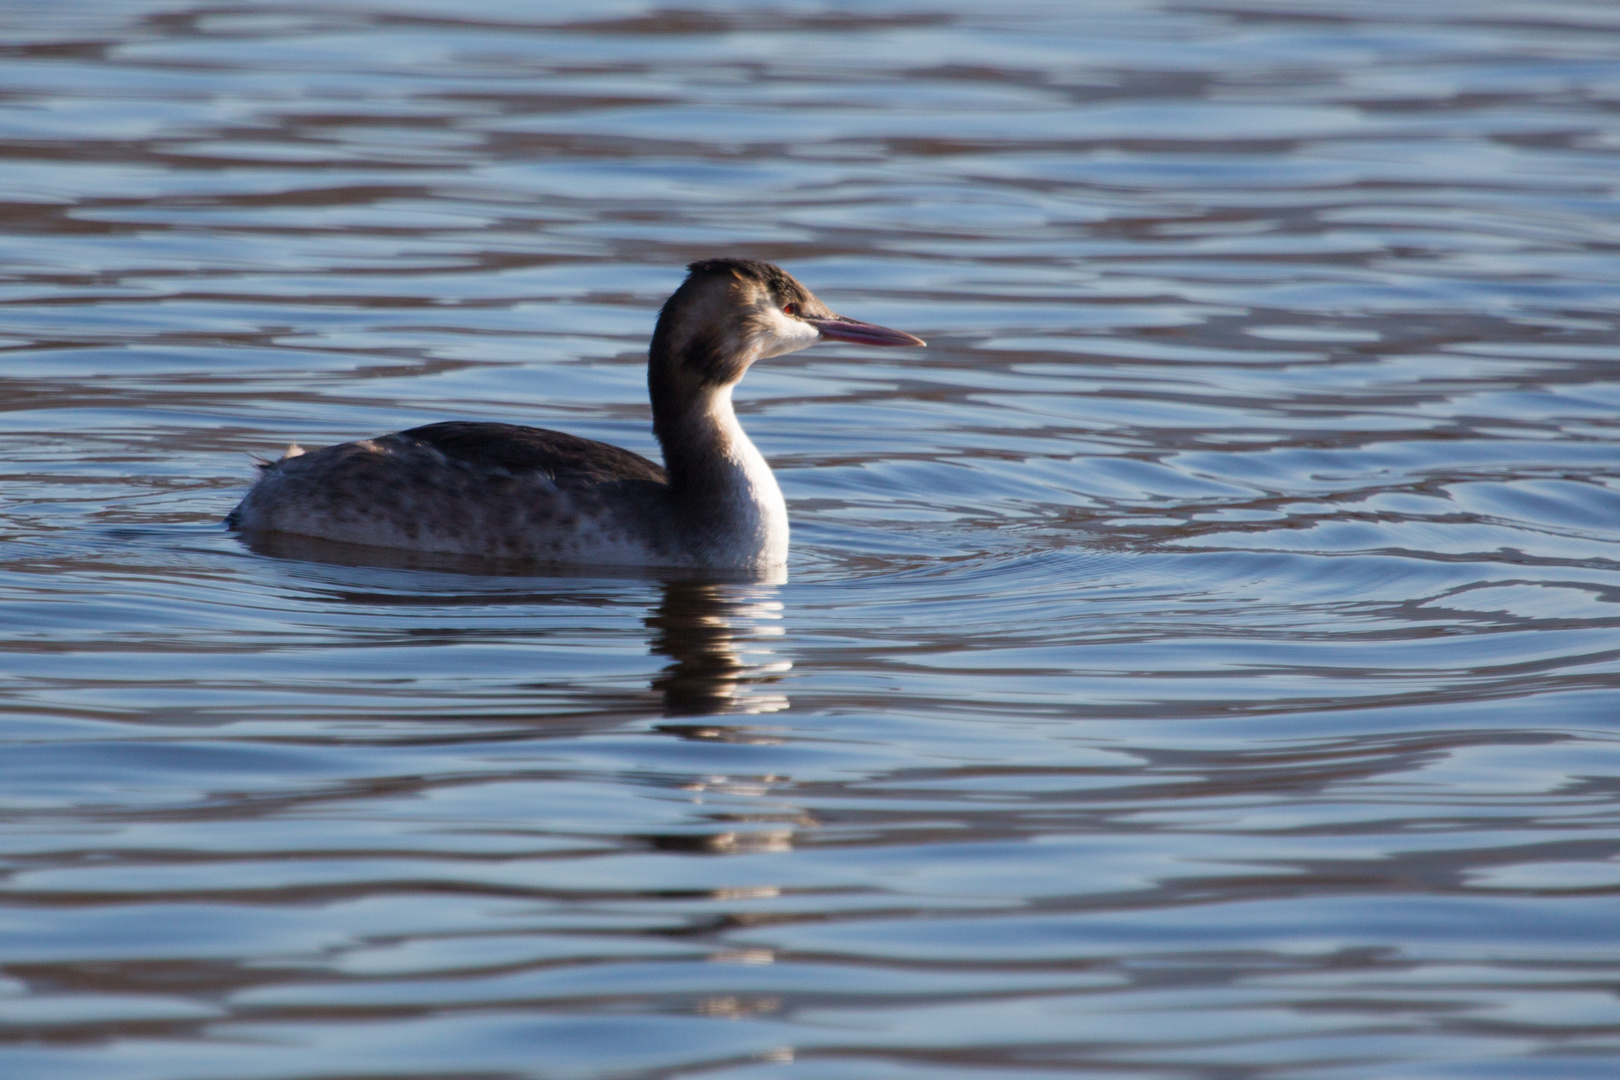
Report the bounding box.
[227,422,676,564]
[399,421,666,485]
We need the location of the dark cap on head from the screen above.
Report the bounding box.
[682,259,816,309]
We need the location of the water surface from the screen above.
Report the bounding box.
[4,1,1620,1077]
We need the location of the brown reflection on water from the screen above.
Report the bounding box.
[238,528,791,722]
[648,580,791,719]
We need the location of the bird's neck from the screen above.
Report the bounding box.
[653,383,788,568]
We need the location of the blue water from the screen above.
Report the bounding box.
[4,1,1620,1076]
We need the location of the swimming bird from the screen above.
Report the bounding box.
[227,259,924,570]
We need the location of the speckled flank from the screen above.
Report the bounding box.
[231,435,680,566]
[226,259,923,570]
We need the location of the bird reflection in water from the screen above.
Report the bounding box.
[640,579,801,866]
[230,529,791,725]
[647,576,792,726]
[235,536,803,871]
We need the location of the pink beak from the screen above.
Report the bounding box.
[803,315,926,348]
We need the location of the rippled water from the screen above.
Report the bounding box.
[4,1,1620,1076]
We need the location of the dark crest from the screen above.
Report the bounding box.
[683,258,809,306]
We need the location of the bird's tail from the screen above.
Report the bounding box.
[249,442,305,471]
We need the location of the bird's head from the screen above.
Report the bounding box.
[650,259,924,396]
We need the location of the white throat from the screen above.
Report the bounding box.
[703,388,790,573]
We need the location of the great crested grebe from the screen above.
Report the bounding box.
[227,259,924,570]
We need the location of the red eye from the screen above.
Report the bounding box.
[782,302,800,317]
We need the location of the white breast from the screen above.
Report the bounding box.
[707,387,789,567]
